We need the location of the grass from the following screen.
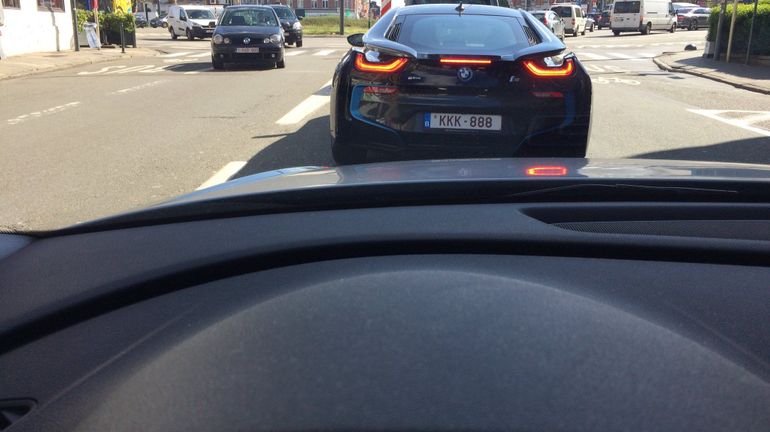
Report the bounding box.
[301,15,373,35]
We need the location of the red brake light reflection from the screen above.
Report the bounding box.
[354,53,409,73]
[439,58,493,65]
[522,58,574,77]
[526,166,569,176]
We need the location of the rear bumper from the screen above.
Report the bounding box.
[212,45,284,63]
[283,29,303,43]
[340,85,590,158]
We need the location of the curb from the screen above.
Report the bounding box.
[653,53,770,96]
[0,48,161,82]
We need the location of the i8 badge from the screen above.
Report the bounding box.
[457,67,473,82]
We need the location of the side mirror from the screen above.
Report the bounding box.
[298,16,303,20]
[347,33,364,47]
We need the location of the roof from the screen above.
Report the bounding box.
[394,4,523,17]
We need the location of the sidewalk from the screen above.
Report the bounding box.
[654,50,770,95]
[0,47,158,81]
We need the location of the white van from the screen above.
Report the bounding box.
[611,0,676,35]
[550,4,588,37]
[167,5,217,40]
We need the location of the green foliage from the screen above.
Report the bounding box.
[707,3,770,55]
[76,9,89,32]
[103,11,136,33]
[301,15,371,35]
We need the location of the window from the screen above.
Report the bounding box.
[551,6,573,17]
[400,15,530,52]
[37,0,64,10]
[220,8,278,26]
[576,8,582,17]
[3,0,21,9]
[311,0,317,8]
[322,0,328,7]
[297,0,303,7]
[613,1,641,13]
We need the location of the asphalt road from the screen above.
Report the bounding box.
[1,26,769,231]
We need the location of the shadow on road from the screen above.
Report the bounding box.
[164,61,277,73]
[233,115,334,179]
[635,136,770,165]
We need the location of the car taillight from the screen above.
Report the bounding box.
[526,166,569,176]
[542,17,547,24]
[439,57,493,66]
[677,15,684,20]
[522,57,575,78]
[354,52,408,73]
[572,18,576,25]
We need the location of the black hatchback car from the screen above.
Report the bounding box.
[270,4,303,47]
[329,4,592,164]
[211,6,286,70]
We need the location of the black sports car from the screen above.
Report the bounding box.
[211,5,285,70]
[329,4,592,165]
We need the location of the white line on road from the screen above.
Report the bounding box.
[313,49,337,56]
[275,80,334,125]
[197,161,247,190]
[607,52,635,59]
[6,102,81,125]
[78,65,126,75]
[578,52,611,61]
[160,51,194,58]
[637,52,656,58]
[285,50,305,56]
[688,109,770,137]
[110,80,167,95]
[188,52,212,58]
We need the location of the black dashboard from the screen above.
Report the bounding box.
[1,202,769,431]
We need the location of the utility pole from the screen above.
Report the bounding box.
[70,0,80,51]
[745,0,758,65]
[713,0,726,60]
[339,0,344,35]
[725,0,738,62]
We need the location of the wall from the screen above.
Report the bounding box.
[0,0,74,58]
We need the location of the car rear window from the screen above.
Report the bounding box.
[399,14,531,52]
[272,7,296,19]
[531,12,545,18]
[614,1,641,13]
[677,8,692,13]
[552,6,573,17]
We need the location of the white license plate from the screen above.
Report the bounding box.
[236,47,260,53]
[426,113,502,131]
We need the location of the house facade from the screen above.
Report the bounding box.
[0,0,75,58]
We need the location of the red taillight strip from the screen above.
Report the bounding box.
[354,53,409,73]
[522,58,574,77]
[526,166,569,176]
[439,58,493,65]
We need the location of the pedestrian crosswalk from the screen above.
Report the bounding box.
[574,51,658,62]
[574,40,701,49]
[157,48,344,61]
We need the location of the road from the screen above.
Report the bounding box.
[1,26,769,231]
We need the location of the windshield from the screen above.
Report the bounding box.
[220,8,278,26]
[613,1,641,13]
[272,7,296,19]
[3,1,770,232]
[187,9,215,19]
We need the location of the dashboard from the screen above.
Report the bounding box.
[1,202,769,431]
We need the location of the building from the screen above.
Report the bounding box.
[0,0,75,58]
[231,0,366,16]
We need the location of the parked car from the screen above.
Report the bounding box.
[611,0,676,35]
[134,13,148,28]
[531,10,565,41]
[211,5,285,69]
[331,5,591,164]
[168,5,217,40]
[550,4,588,37]
[591,11,610,29]
[270,4,303,47]
[585,16,595,31]
[672,1,699,12]
[150,14,168,28]
[677,7,711,30]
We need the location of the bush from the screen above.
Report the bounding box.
[301,15,370,28]
[76,9,89,32]
[707,3,770,55]
[102,11,135,33]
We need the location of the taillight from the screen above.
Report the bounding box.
[522,57,575,78]
[541,17,547,24]
[572,18,576,25]
[439,57,493,66]
[526,166,569,176]
[677,15,684,20]
[354,52,408,73]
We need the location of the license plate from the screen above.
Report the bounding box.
[236,47,260,53]
[425,113,502,131]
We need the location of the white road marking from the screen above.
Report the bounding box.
[110,80,167,95]
[313,49,337,56]
[107,65,157,74]
[578,52,610,61]
[78,65,126,75]
[160,51,193,58]
[183,71,200,75]
[275,79,334,125]
[688,109,770,137]
[607,52,634,59]
[188,52,211,58]
[6,102,81,125]
[197,161,247,190]
[164,58,197,63]
[638,52,656,58]
[284,50,305,56]
[139,65,177,73]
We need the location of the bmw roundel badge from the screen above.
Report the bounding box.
[457,67,473,82]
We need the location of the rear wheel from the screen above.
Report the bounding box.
[573,27,579,37]
[186,29,194,41]
[296,40,303,48]
[589,23,594,32]
[690,21,698,30]
[613,30,620,36]
[581,25,586,35]
[170,27,177,40]
[642,22,651,35]
[670,23,676,33]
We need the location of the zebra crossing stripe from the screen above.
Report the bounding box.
[579,52,611,60]
[313,49,336,56]
[285,51,305,56]
[607,52,634,59]
[160,52,194,58]
[188,52,212,58]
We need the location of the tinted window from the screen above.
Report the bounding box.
[697,8,709,13]
[677,8,692,13]
[187,9,214,19]
[220,8,278,26]
[614,1,641,13]
[531,12,545,19]
[576,8,582,17]
[272,7,296,19]
[399,15,529,52]
[552,6,573,17]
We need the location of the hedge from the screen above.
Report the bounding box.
[707,3,770,56]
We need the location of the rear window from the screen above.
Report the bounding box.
[677,8,692,12]
[531,12,545,18]
[272,7,296,19]
[399,14,530,52]
[614,1,641,13]
[552,6,573,17]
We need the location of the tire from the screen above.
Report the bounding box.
[581,25,586,35]
[690,21,697,30]
[162,22,168,28]
[296,40,303,47]
[589,23,594,32]
[613,29,620,36]
[670,23,676,33]
[276,59,285,69]
[573,28,579,37]
[170,27,177,40]
[641,22,651,35]
[331,136,367,165]
[186,29,194,41]
[212,56,224,70]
